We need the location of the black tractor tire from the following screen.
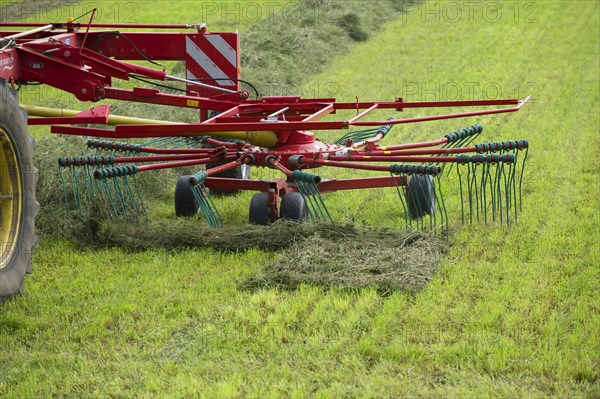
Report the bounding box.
[206,162,251,197]
[0,79,39,304]
[279,192,308,223]
[406,174,436,219]
[248,192,271,225]
[174,175,199,217]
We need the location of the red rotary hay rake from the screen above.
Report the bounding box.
[0,14,529,300]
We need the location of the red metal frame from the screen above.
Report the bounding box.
[1,19,530,219]
[203,175,407,193]
[111,97,528,134]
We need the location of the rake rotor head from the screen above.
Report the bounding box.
[57,118,529,234]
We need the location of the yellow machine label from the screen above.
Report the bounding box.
[187,100,199,107]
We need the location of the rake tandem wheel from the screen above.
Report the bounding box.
[174,175,200,217]
[249,192,274,225]
[279,192,309,224]
[0,79,39,303]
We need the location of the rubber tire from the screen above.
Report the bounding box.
[206,162,251,197]
[0,79,39,304]
[280,192,308,223]
[406,174,436,219]
[174,175,199,217]
[249,192,271,225]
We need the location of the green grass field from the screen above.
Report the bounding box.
[1,0,599,397]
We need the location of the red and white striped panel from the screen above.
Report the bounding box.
[184,33,240,98]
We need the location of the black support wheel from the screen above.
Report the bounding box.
[406,174,436,219]
[174,175,199,217]
[0,79,39,304]
[249,192,272,225]
[280,192,308,223]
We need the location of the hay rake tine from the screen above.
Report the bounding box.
[391,171,411,229]
[435,175,449,235]
[518,144,529,212]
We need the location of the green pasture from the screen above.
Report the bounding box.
[1,0,599,397]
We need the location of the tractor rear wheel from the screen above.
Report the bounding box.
[406,174,436,219]
[280,192,308,223]
[0,79,39,304]
[174,175,199,217]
